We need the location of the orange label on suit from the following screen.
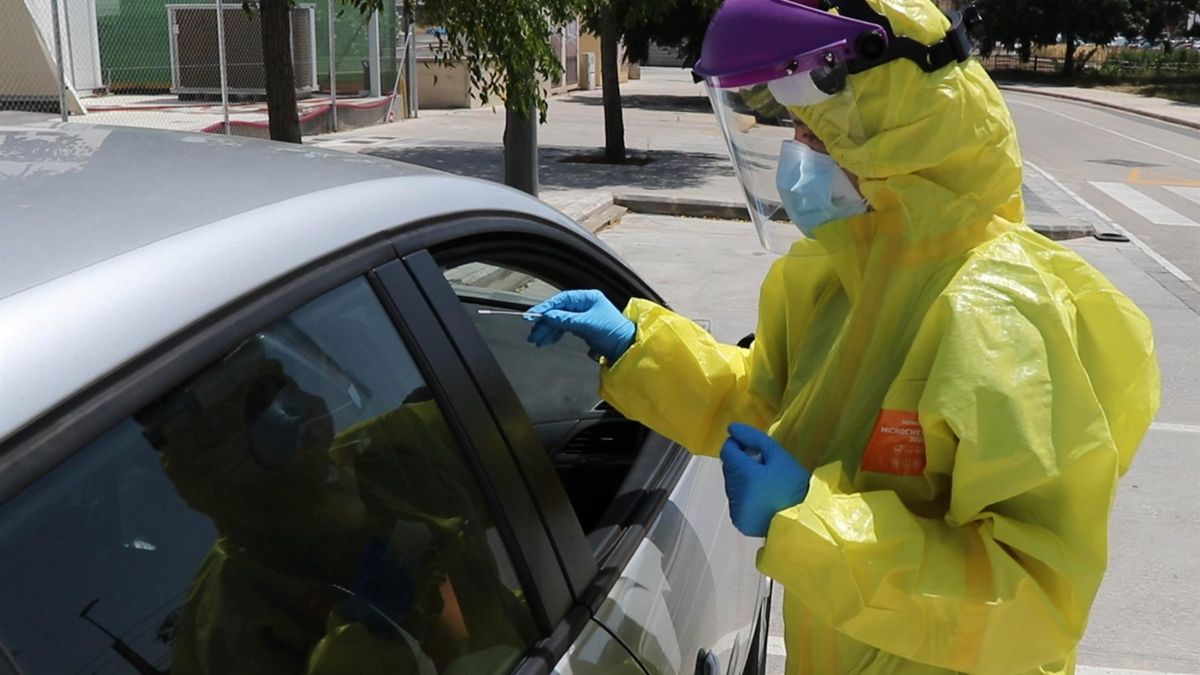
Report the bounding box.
[861,410,926,476]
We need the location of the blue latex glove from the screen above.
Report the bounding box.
[526,289,636,362]
[345,539,415,633]
[719,423,811,537]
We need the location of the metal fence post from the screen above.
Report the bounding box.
[385,15,407,122]
[327,0,338,131]
[367,10,381,97]
[215,0,231,134]
[50,0,69,121]
[405,25,417,117]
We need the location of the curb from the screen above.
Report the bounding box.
[613,193,751,221]
[612,192,1093,240]
[998,85,1200,131]
[572,195,616,229]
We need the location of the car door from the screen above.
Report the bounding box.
[0,239,635,675]
[390,214,768,675]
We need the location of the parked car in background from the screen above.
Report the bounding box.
[0,117,770,675]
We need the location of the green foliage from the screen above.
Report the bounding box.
[1127,0,1199,42]
[580,0,721,67]
[977,0,1136,60]
[1099,43,1200,75]
[420,0,589,121]
[977,0,1198,64]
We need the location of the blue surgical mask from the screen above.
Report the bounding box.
[775,140,867,237]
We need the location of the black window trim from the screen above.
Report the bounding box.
[370,259,572,633]
[391,215,694,669]
[402,250,599,592]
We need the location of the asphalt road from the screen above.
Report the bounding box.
[1003,91,1200,675]
[1005,91,1200,288]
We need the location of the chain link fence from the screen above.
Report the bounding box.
[2,0,414,137]
[1,0,78,115]
[984,47,1200,80]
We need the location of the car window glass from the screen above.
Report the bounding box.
[0,277,536,675]
[444,262,603,425]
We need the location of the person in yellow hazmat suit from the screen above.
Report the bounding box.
[137,331,532,674]
[526,0,1161,672]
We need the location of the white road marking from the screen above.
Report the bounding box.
[1023,162,1193,283]
[1165,186,1200,207]
[1080,662,1200,667]
[1009,98,1200,167]
[1089,182,1198,227]
[767,637,1199,674]
[1150,422,1200,434]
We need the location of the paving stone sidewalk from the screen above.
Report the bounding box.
[310,67,1195,239]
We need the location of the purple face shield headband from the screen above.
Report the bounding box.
[692,0,887,89]
[693,0,983,88]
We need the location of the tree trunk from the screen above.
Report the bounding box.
[503,83,538,195]
[599,6,625,163]
[1061,32,1077,78]
[260,0,301,143]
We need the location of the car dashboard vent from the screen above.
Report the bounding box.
[562,422,645,456]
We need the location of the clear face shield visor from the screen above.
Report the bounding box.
[704,55,869,255]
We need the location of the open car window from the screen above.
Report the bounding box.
[445,262,608,428]
[0,277,536,675]
[441,260,661,538]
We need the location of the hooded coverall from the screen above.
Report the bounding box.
[596,1,1160,673]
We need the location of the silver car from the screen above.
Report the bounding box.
[0,119,770,675]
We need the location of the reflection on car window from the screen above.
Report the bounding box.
[444,262,560,305]
[0,277,535,674]
[443,263,603,426]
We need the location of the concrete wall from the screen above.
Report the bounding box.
[414,59,571,109]
[644,41,687,68]
[1,0,85,112]
[416,59,473,108]
[578,32,629,84]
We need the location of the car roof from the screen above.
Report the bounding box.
[0,120,590,445]
[0,117,428,298]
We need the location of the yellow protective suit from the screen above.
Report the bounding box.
[597,1,1160,673]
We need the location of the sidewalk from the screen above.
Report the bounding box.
[310,67,739,225]
[309,67,1192,239]
[996,82,1200,130]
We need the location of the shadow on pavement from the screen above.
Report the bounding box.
[365,142,730,191]
[565,93,712,113]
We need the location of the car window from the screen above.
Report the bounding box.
[445,262,604,425]
[0,277,536,675]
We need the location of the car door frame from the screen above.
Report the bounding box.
[0,233,577,652]
[388,214,696,610]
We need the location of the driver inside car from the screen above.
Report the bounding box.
[139,334,527,674]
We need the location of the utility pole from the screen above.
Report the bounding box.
[50,0,68,121]
[402,0,418,118]
[367,10,381,96]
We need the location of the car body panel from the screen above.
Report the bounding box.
[552,620,647,675]
[0,124,601,444]
[0,120,424,299]
[593,458,763,675]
